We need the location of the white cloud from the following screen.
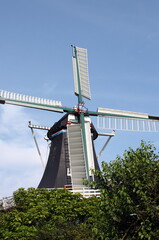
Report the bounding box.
[0,105,48,198]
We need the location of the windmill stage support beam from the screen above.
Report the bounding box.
[98,131,115,137]
[29,126,45,169]
[97,131,115,160]
[28,122,50,130]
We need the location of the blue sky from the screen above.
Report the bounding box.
[1,0,159,197]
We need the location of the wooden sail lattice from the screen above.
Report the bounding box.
[72,47,91,100]
[97,115,159,132]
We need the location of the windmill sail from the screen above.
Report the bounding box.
[0,90,63,113]
[98,115,159,132]
[97,107,159,132]
[67,124,87,187]
[72,46,91,100]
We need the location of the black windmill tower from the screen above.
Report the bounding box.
[1,46,159,191]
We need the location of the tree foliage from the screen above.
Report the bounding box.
[0,188,100,240]
[94,141,159,239]
[1,141,159,239]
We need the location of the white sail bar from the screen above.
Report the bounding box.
[97,116,159,132]
[98,107,149,119]
[0,90,63,113]
[72,47,91,100]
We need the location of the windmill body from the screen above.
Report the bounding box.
[38,113,99,189]
[1,46,159,194]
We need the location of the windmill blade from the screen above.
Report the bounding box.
[97,107,159,132]
[72,46,91,101]
[67,113,91,185]
[0,89,64,113]
[67,123,87,187]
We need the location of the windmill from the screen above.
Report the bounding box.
[1,46,159,194]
